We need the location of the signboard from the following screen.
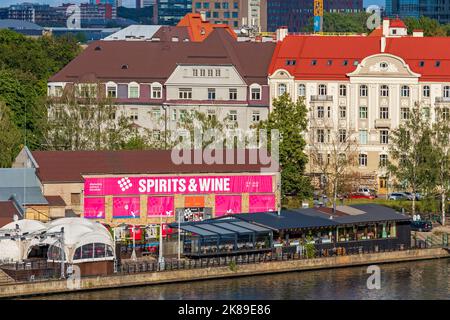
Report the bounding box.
[215,195,242,217]
[313,16,322,33]
[84,175,273,196]
[314,0,323,16]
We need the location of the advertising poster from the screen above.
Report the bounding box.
[249,195,276,213]
[215,195,242,217]
[84,197,105,219]
[147,196,174,217]
[113,197,140,218]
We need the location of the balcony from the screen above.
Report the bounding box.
[374,118,391,128]
[310,95,333,102]
[435,97,450,103]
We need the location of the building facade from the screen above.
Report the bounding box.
[386,0,450,24]
[192,0,267,31]
[47,27,275,135]
[268,18,450,193]
[267,0,363,32]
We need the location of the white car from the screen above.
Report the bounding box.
[357,188,372,196]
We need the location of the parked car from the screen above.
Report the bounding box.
[348,192,375,200]
[388,192,409,200]
[357,187,372,196]
[403,192,421,201]
[411,220,433,232]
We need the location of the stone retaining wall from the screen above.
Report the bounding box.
[1,248,448,298]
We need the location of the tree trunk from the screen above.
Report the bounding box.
[412,194,416,216]
[442,192,446,226]
[333,179,338,213]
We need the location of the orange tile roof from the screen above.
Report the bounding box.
[177,13,236,42]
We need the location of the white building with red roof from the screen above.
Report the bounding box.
[268,18,450,193]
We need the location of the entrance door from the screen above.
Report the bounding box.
[378,177,387,195]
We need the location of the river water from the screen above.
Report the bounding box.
[30,258,450,300]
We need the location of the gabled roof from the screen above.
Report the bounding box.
[269,34,450,82]
[0,169,47,206]
[49,28,275,85]
[177,13,236,42]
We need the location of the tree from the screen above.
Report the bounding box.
[0,102,22,167]
[308,116,359,211]
[403,16,447,37]
[257,94,312,203]
[43,85,136,150]
[430,108,450,225]
[388,103,435,215]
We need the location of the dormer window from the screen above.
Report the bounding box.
[380,62,388,70]
[128,82,140,99]
[436,61,441,67]
[286,59,296,66]
[121,64,128,70]
[343,60,348,66]
[106,82,117,98]
[311,60,317,66]
[419,61,425,67]
[151,83,162,99]
[327,60,332,66]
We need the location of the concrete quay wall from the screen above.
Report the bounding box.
[1,248,449,298]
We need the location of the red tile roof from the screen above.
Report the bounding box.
[269,34,450,82]
[31,149,277,183]
[0,201,20,227]
[390,18,407,28]
[50,29,275,85]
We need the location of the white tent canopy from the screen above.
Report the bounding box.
[0,218,114,264]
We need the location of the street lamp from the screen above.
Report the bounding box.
[131,224,137,261]
[178,209,181,260]
[158,214,165,270]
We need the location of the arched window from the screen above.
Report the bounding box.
[298,84,306,97]
[359,85,368,97]
[278,83,287,96]
[106,81,117,98]
[128,82,140,99]
[47,245,65,261]
[380,85,389,97]
[401,85,410,97]
[444,86,450,98]
[318,84,327,96]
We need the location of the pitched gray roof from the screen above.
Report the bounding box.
[0,169,47,205]
[0,19,43,30]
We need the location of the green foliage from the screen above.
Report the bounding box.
[258,94,312,201]
[0,30,81,167]
[403,16,449,36]
[304,235,316,259]
[228,259,237,271]
[304,12,371,33]
[0,102,22,167]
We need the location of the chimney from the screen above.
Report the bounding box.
[380,36,386,52]
[382,18,390,37]
[200,10,206,22]
[413,29,424,37]
[276,26,288,42]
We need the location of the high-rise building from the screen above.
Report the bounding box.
[2,3,65,27]
[386,0,450,24]
[153,0,192,25]
[267,0,363,32]
[136,0,155,8]
[192,0,267,31]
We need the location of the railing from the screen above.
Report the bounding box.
[310,95,333,102]
[0,238,446,285]
[435,97,450,103]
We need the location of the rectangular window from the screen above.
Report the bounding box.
[359,130,368,144]
[129,108,138,120]
[339,106,346,118]
[208,69,213,77]
[251,87,261,100]
[359,154,367,167]
[359,106,368,119]
[229,88,238,100]
[172,109,177,121]
[228,110,237,121]
[107,86,116,98]
[71,193,81,206]
[208,88,216,100]
[200,69,206,76]
[152,86,161,99]
[317,106,324,118]
[339,129,347,143]
[129,86,139,99]
[207,110,216,121]
[327,106,331,118]
[317,129,325,143]
[379,154,388,167]
[380,106,389,119]
[151,109,161,120]
[252,111,260,122]
[339,85,347,97]
[380,130,389,144]
[400,107,410,120]
[215,69,221,77]
[193,69,198,76]
[179,88,192,99]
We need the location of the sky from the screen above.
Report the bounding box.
[0,0,386,9]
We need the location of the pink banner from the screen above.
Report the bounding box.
[249,195,276,213]
[215,195,242,217]
[84,175,273,196]
[113,197,140,218]
[84,197,105,219]
[147,196,174,217]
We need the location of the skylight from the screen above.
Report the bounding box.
[343,60,348,66]
[419,61,425,67]
[311,60,317,66]
[327,60,333,66]
[435,61,441,67]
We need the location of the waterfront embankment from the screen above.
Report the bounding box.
[1,247,449,299]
